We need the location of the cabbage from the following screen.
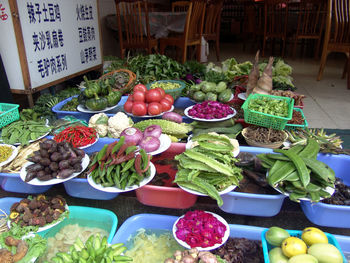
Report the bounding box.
[273,59,293,76]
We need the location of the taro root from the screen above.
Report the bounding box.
[73,163,83,172]
[69,157,82,166]
[49,162,59,171]
[40,174,53,181]
[40,158,51,166]
[27,155,41,163]
[58,160,70,170]
[56,169,75,179]
[51,172,58,178]
[40,149,49,158]
[50,152,62,162]
[26,163,43,172]
[36,170,45,179]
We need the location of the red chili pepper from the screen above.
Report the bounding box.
[53,126,97,148]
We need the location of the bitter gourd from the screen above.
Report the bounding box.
[133,119,192,136]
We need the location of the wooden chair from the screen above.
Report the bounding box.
[203,0,224,61]
[115,0,158,59]
[317,0,350,87]
[292,0,327,58]
[172,1,191,12]
[262,0,289,57]
[159,1,206,63]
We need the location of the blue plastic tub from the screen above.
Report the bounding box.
[52,95,127,122]
[111,213,350,258]
[300,153,350,228]
[111,213,263,247]
[39,206,118,244]
[63,178,119,200]
[261,229,347,263]
[0,173,52,194]
[0,197,21,214]
[219,146,286,217]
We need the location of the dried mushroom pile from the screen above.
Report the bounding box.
[9,195,67,227]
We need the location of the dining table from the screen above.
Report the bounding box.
[105,11,187,39]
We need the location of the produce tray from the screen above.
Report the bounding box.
[242,94,294,130]
[39,205,118,243]
[0,103,20,129]
[285,108,308,131]
[135,143,197,209]
[219,146,286,217]
[146,80,186,100]
[52,95,127,122]
[111,213,350,259]
[0,172,52,194]
[111,213,263,247]
[300,153,350,228]
[261,229,347,263]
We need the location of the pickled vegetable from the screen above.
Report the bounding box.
[0,145,13,162]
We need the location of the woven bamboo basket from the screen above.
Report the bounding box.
[99,69,136,94]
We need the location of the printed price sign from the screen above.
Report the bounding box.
[17,0,102,88]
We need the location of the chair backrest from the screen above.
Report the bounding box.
[172,1,191,12]
[264,0,289,37]
[115,0,151,46]
[187,0,206,41]
[204,0,224,36]
[296,0,327,36]
[331,0,350,44]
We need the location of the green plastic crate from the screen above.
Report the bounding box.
[241,94,294,130]
[147,80,186,100]
[0,103,20,129]
[285,108,308,131]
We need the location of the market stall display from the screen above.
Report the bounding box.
[0,145,18,168]
[1,52,350,262]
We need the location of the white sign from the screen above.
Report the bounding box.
[16,0,102,89]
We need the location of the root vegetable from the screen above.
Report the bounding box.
[162,112,183,123]
[56,169,75,179]
[139,136,160,152]
[144,125,162,138]
[49,162,59,172]
[40,158,51,166]
[58,160,70,170]
[50,152,62,162]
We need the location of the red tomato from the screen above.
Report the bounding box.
[163,94,174,105]
[160,99,172,112]
[132,91,145,102]
[132,102,147,116]
[124,100,133,113]
[148,102,162,115]
[133,84,147,93]
[145,89,162,103]
[127,95,133,102]
[154,87,166,99]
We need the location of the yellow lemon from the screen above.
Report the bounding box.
[301,227,328,246]
[281,237,307,258]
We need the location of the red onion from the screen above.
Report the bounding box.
[120,127,143,145]
[139,136,160,152]
[143,125,162,138]
[162,112,183,123]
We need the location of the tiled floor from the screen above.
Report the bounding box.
[208,42,349,129]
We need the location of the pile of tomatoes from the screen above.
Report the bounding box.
[124,84,174,116]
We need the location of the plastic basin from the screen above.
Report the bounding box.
[52,95,127,122]
[261,229,347,263]
[0,173,52,194]
[0,197,21,214]
[63,178,119,200]
[111,213,263,246]
[135,142,197,209]
[300,153,350,228]
[39,206,118,244]
[219,146,286,217]
[135,184,197,209]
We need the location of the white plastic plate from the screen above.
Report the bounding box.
[172,211,230,251]
[184,105,236,122]
[78,133,99,149]
[77,103,119,113]
[20,154,90,186]
[0,144,18,168]
[237,92,247,101]
[87,162,156,193]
